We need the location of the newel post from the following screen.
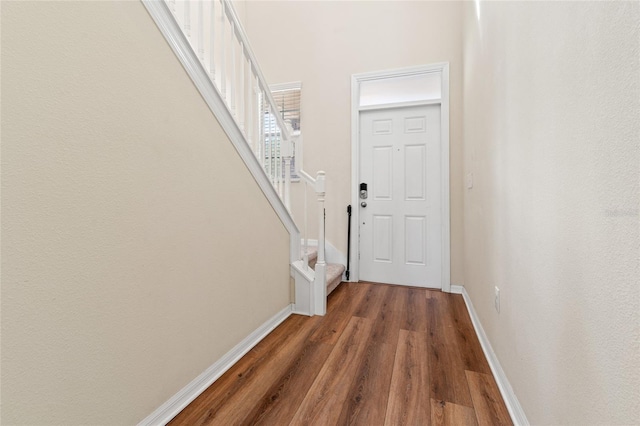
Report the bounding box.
[314,171,327,315]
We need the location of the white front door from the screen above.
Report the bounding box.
[358,104,442,288]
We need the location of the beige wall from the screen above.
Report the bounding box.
[1,1,290,424]
[242,1,465,285]
[462,1,639,424]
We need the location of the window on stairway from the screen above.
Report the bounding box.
[267,81,301,180]
[271,82,301,132]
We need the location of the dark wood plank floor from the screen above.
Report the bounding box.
[169,282,512,426]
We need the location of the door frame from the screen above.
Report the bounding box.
[350,63,451,292]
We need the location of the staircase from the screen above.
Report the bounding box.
[142,0,344,316]
[304,247,346,296]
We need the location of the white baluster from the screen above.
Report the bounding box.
[303,180,309,270]
[238,44,245,133]
[264,101,270,182]
[283,140,292,212]
[258,88,264,167]
[276,131,281,196]
[279,135,284,198]
[197,1,204,61]
[209,0,216,78]
[316,171,326,266]
[184,0,191,38]
[247,65,253,152]
[230,21,236,117]
[170,0,176,14]
[220,0,226,103]
[256,76,262,160]
[314,171,327,315]
[269,105,278,186]
[271,108,277,187]
[264,97,268,173]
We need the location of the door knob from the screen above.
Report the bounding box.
[361,202,367,208]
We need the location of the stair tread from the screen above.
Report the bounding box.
[326,263,345,281]
[302,247,318,261]
[326,263,345,296]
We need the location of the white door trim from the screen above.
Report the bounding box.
[350,63,451,292]
[358,98,442,112]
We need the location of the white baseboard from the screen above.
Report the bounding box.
[137,304,294,426]
[450,284,464,294]
[457,286,529,426]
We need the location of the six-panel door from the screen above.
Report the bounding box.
[359,104,442,288]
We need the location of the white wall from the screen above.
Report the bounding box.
[1,1,290,423]
[462,1,639,423]
[242,1,465,285]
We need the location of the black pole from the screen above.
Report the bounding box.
[346,205,352,280]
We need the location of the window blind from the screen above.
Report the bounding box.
[271,87,301,131]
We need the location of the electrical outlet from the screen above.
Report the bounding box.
[466,173,474,189]
[494,286,500,313]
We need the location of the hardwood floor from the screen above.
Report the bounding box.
[169,282,512,426]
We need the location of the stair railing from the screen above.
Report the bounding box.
[166,0,293,208]
[147,0,328,315]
